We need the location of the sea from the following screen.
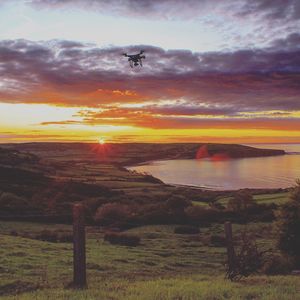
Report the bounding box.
[127,144,300,190]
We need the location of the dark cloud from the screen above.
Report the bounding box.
[271,32,300,51]
[28,0,300,21]
[0,38,300,118]
[28,0,220,19]
[238,0,300,21]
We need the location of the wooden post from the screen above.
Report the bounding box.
[224,221,236,274]
[73,203,87,288]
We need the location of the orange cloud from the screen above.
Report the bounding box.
[1,39,300,143]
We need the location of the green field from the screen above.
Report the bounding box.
[0,144,298,299]
[1,219,299,299]
[214,192,290,207]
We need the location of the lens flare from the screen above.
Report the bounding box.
[98,138,105,145]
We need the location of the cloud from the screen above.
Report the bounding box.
[41,106,300,130]
[237,0,300,21]
[27,0,227,19]
[2,1,298,52]
[271,32,300,51]
[27,0,300,22]
[0,38,300,130]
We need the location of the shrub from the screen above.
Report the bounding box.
[210,234,226,247]
[174,225,200,234]
[94,203,132,227]
[104,232,140,247]
[83,197,107,213]
[226,232,265,281]
[35,230,58,243]
[34,230,73,243]
[209,201,225,210]
[261,254,292,275]
[134,203,172,225]
[185,205,219,225]
[57,232,73,243]
[276,180,300,266]
[10,230,18,237]
[250,203,276,222]
[227,190,256,212]
[166,195,191,212]
[0,192,29,213]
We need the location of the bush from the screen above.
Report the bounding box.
[94,203,132,227]
[83,197,107,213]
[210,234,226,247]
[261,254,292,275]
[209,201,225,210]
[227,190,256,212]
[226,232,265,281]
[34,230,73,243]
[166,196,191,212]
[134,203,173,225]
[35,230,58,243]
[104,232,140,247]
[57,232,73,243]
[0,192,29,213]
[10,230,18,237]
[174,225,200,234]
[276,180,300,266]
[185,205,219,225]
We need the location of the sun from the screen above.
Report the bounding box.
[98,138,105,145]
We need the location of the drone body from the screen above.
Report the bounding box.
[122,50,146,68]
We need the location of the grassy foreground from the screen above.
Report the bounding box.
[1,276,299,300]
[1,220,300,299]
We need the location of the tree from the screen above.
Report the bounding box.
[276,180,300,266]
[227,190,256,212]
[166,195,191,212]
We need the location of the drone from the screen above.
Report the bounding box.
[122,50,146,68]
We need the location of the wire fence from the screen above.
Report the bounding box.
[0,204,234,289]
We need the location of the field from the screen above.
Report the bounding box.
[1,216,300,299]
[0,143,298,299]
[214,192,290,207]
[0,186,298,299]
[0,143,289,224]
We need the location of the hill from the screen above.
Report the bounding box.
[0,143,287,223]
[1,142,285,166]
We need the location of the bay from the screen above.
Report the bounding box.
[127,144,300,190]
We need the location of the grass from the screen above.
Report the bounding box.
[0,144,297,298]
[253,192,290,205]
[1,276,300,300]
[192,201,209,207]
[216,192,290,207]
[1,220,299,299]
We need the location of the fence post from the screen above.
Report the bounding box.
[224,221,236,274]
[73,203,87,288]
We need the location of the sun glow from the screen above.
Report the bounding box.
[98,137,106,145]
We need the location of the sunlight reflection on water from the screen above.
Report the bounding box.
[128,144,300,190]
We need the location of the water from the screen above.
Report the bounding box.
[127,144,300,190]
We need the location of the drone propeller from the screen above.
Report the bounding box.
[140,50,145,54]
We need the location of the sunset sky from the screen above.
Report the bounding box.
[0,0,300,143]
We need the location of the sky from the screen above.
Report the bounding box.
[0,0,300,143]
